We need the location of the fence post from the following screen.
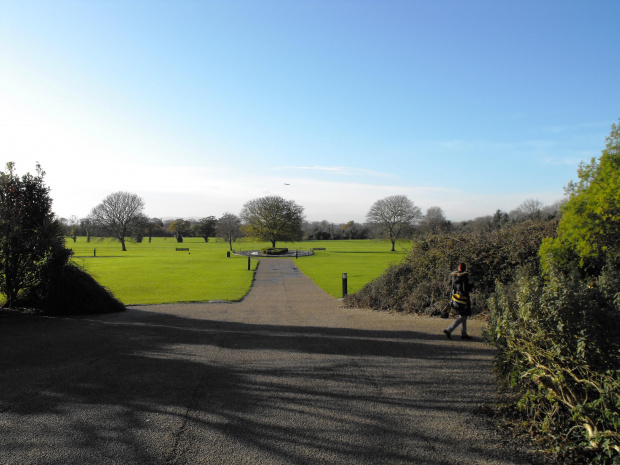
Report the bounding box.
[248,256,251,271]
[94,248,96,257]
[342,273,348,298]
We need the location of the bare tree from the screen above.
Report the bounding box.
[510,198,544,221]
[420,206,451,235]
[216,212,243,251]
[89,191,145,251]
[366,195,422,251]
[240,196,304,248]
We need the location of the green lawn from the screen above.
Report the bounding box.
[68,237,257,305]
[291,240,407,297]
[63,237,408,304]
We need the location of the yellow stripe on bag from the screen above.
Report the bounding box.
[452,294,468,304]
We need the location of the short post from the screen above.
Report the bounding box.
[296,250,299,259]
[94,248,96,257]
[342,273,348,298]
[248,256,251,271]
[227,251,230,258]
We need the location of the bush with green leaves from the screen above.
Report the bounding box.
[344,220,557,315]
[18,262,125,315]
[486,266,620,463]
[0,163,71,307]
[486,120,620,463]
[261,247,289,255]
[540,120,620,275]
[0,162,125,315]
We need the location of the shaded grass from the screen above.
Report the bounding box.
[65,237,407,304]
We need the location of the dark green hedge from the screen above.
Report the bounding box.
[17,263,125,315]
[344,220,558,315]
[261,248,289,255]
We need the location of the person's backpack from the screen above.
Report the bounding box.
[450,271,471,315]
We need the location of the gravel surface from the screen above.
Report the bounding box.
[0,258,547,464]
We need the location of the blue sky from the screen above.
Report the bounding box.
[1,0,619,223]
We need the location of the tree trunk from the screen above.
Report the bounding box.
[391,239,396,252]
[121,237,127,252]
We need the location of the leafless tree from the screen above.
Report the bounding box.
[420,206,451,235]
[89,191,145,251]
[366,195,422,251]
[510,198,544,221]
[216,212,243,251]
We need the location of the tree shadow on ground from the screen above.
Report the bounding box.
[0,310,544,465]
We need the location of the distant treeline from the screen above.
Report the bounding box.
[60,197,563,243]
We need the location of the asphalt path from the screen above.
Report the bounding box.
[0,259,541,464]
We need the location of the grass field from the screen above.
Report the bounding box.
[60,237,407,305]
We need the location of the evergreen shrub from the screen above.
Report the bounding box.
[261,248,289,255]
[344,220,557,315]
[17,262,126,316]
[486,264,620,463]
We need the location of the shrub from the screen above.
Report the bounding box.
[0,163,71,307]
[17,263,125,316]
[261,248,289,255]
[485,121,620,463]
[486,265,620,463]
[345,220,557,315]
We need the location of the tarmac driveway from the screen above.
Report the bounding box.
[0,259,541,464]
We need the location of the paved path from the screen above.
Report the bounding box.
[0,259,541,464]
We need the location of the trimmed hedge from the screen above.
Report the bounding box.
[16,263,125,315]
[261,248,289,255]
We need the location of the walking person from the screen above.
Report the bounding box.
[443,262,472,340]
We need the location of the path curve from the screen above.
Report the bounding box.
[0,259,543,464]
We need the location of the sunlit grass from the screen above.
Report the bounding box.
[68,237,256,305]
[289,240,408,297]
[64,237,409,304]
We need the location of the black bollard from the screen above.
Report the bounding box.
[94,248,96,257]
[248,256,251,270]
[342,273,348,298]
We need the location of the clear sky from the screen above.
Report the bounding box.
[1,0,619,223]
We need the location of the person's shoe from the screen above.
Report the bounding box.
[443,330,451,340]
[461,334,473,340]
